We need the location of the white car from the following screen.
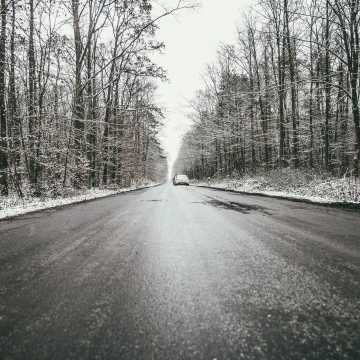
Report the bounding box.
[173,174,190,186]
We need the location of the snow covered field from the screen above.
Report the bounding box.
[0,183,159,220]
[195,169,360,205]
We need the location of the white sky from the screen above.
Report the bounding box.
[152,0,252,171]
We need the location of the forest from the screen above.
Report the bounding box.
[0,0,186,199]
[174,0,360,194]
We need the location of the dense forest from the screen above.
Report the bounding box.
[0,0,189,198]
[175,0,360,181]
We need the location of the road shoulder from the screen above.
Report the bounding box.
[194,184,360,210]
[0,184,162,221]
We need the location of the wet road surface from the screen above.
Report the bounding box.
[0,184,359,359]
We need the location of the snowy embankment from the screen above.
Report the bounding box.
[195,169,360,205]
[0,183,159,220]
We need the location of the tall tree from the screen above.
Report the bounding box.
[0,0,7,194]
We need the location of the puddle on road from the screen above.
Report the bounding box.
[205,197,272,215]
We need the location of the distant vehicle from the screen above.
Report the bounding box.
[173,174,190,186]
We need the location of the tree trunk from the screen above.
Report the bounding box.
[324,0,331,171]
[72,0,84,172]
[0,0,7,194]
[284,0,299,168]
[28,0,38,189]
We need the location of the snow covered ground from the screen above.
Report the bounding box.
[195,169,360,205]
[0,183,159,220]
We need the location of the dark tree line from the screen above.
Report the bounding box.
[175,0,360,180]
[0,0,193,197]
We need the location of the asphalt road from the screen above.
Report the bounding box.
[0,184,359,360]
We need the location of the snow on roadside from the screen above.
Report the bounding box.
[0,183,159,220]
[195,170,360,205]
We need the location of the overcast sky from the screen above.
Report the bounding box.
[152,0,252,171]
